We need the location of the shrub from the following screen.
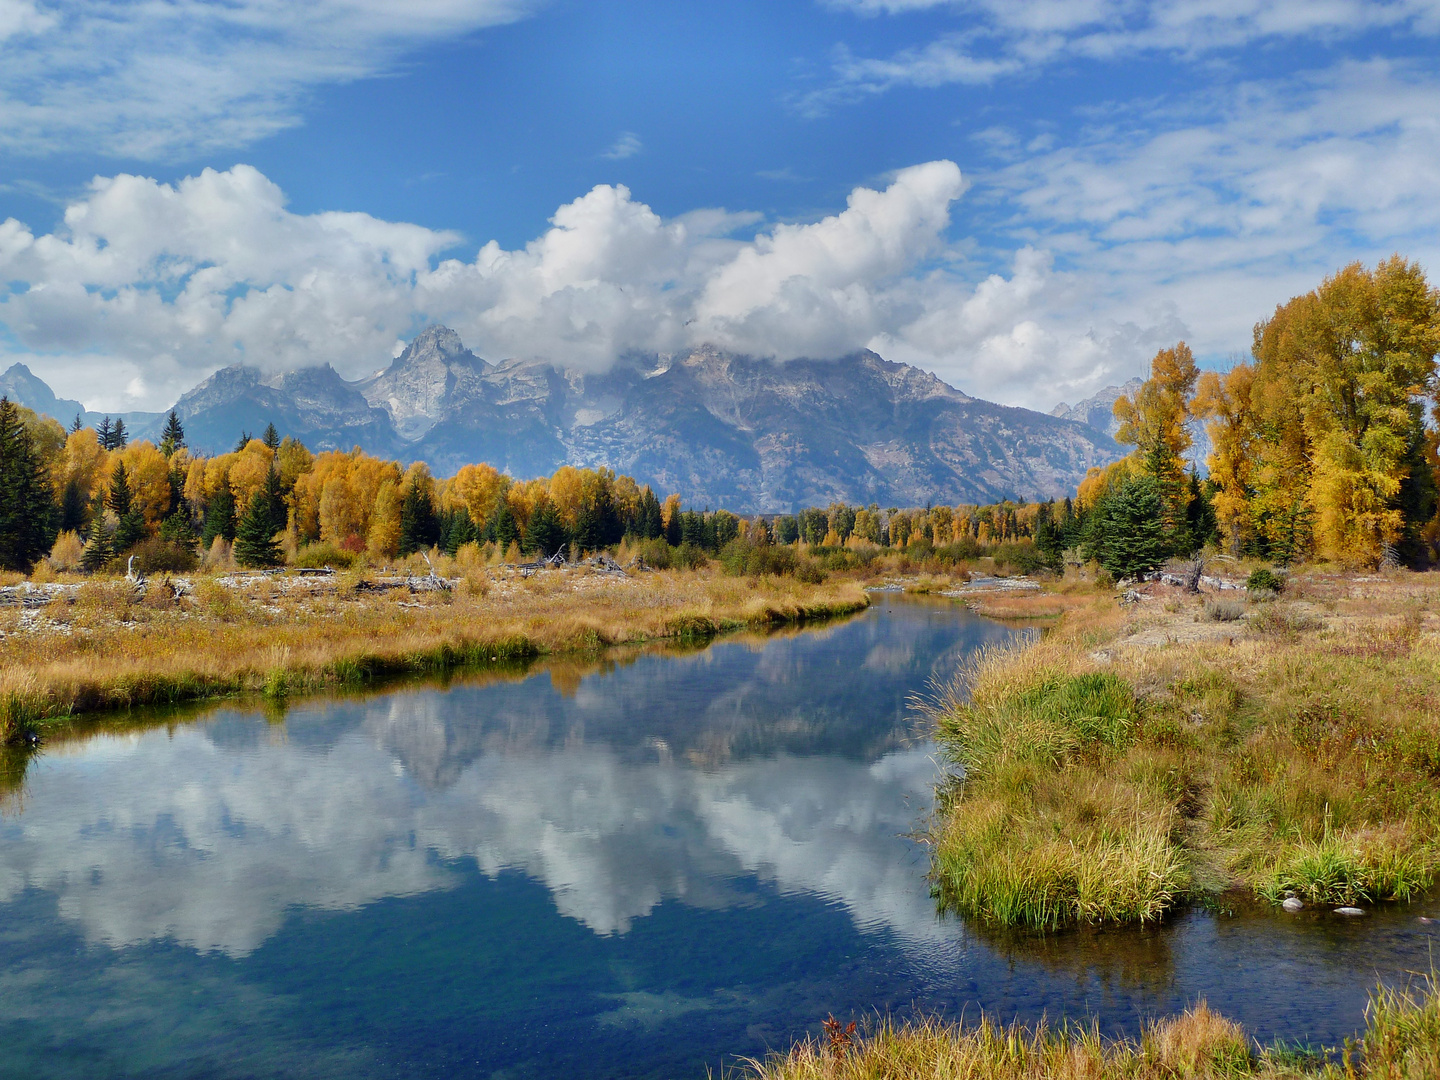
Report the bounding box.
[48,530,84,572]
[130,537,199,574]
[672,541,709,570]
[626,536,673,570]
[989,540,1046,575]
[1203,597,1247,622]
[1249,605,1322,637]
[719,539,795,576]
[293,542,357,570]
[1246,567,1285,594]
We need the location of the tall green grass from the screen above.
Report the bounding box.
[743,975,1440,1079]
[930,655,1187,929]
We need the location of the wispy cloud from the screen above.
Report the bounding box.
[5,52,1439,415]
[0,0,536,159]
[801,0,1440,114]
[601,131,643,160]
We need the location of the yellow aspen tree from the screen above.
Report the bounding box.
[1113,342,1199,536]
[450,463,509,530]
[1193,364,1259,555]
[367,479,401,559]
[661,493,682,532]
[57,428,111,504]
[227,441,275,511]
[116,442,173,527]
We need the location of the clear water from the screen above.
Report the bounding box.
[1,596,1435,1079]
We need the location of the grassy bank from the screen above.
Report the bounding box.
[928,570,1440,929]
[744,974,1440,1079]
[0,565,867,740]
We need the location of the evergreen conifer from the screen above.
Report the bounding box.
[201,485,237,546]
[0,397,58,571]
[110,417,127,449]
[489,500,520,551]
[636,487,663,539]
[234,431,252,453]
[81,521,112,572]
[60,479,90,534]
[159,410,186,457]
[234,469,283,567]
[160,498,199,553]
[108,465,146,552]
[1085,475,1167,580]
[528,501,568,556]
[262,422,280,451]
[399,481,440,555]
[97,417,112,448]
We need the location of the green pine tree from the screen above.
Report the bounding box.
[81,521,113,573]
[108,465,146,552]
[97,417,113,449]
[526,501,568,557]
[159,410,186,457]
[637,487,663,539]
[234,430,253,453]
[261,422,280,451]
[160,498,199,553]
[201,485,237,546]
[1086,475,1168,580]
[489,499,520,551]
[399,481,440,555]
[234,470,283,568]
[0,397,58,571]
[111,417,128,450]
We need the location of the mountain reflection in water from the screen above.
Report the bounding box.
[1,597,1436,1080]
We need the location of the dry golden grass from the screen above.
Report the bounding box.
[928,569,1440,927]
[744,1002,1325,1079]
[746,972,1440,1079]
[0,566,867,734]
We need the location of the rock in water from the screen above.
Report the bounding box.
[1282,897,1304,912]
[1334,907,1366,916]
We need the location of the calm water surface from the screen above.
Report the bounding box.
[1,596,1436,1078]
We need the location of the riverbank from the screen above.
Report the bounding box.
[928,568,1440,929]
[746,974,1439,1079]
[0,565,867,741]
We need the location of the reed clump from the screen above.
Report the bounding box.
[744,975,1440,1079]
[0,567,866,737]
[928,570,1440,927]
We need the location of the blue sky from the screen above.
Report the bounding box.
[2,0,1438,412]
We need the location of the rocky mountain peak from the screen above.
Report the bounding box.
[363,325,489,440]
[396,325,468,367]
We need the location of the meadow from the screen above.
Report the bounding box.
[928,568,1440,929]
[0,553,867,743]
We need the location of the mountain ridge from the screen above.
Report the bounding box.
[6,329,1123,512]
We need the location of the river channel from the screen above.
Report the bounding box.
[1,595,1436,1078]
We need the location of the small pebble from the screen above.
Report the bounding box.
[1282,897,1304,912]
[1335,907,1366,916]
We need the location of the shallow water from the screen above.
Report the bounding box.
[0,596,1435,1078]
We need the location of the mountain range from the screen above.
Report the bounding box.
[3,328,1126,512]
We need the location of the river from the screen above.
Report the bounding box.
[0,595,1435,1078]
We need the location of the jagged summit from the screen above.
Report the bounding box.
[1050,378,1144,437]
[360,324,491,441]
[16,328,1123,511]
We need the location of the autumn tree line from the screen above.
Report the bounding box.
[0,393,1083,576]
[0,257,1434,576]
